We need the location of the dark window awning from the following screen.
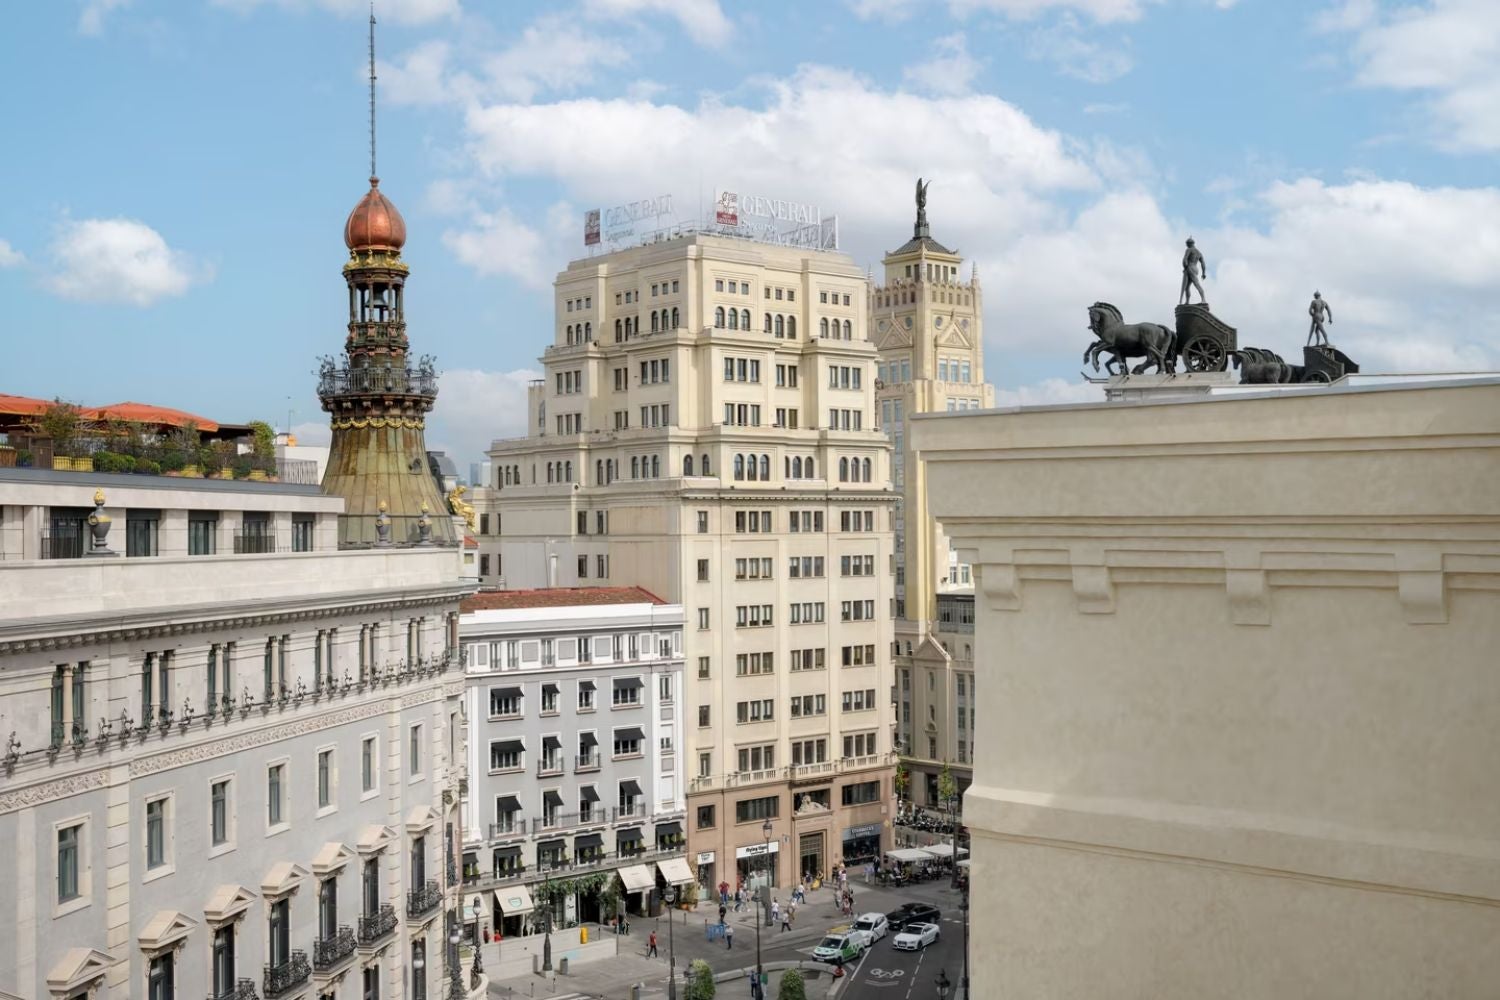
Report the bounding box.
[579,680,597,691]
[543,790,563,807]
[613,728,644,743]
[654,821,682,839]
[542,682,559,694]
[614,676,644,689]
[542,735,562,749]
[619,778,642,796]
[575,833,603,849]
[490,686,522,698]
[494,795,521,813]
[537,839,565,856]
[615,827,642,843]
[491,740,524,754]
[579,786,600,803]
[492,845,521,858]
[580,731,599,745]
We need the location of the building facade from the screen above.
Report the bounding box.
[478,232,898,889]
[0,470,470,1000]
[457,588,690,933]
[914,378,1500,998]
[870,194,994,806]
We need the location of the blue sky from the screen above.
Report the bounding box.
[2,0,1498,466]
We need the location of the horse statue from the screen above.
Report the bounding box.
[1232,347,1297,384]
[1084,302,1176,375]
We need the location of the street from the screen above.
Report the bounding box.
[836,879,966,1000]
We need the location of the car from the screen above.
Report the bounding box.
[852,912,889,942]
[811,930,866,966]
[892,922,940,951]
[885,903,942,931]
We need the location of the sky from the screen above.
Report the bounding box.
[2,0,1498,468]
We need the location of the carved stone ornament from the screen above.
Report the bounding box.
[374,500,392,547]
[85,488,118,558]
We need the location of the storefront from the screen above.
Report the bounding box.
[493,883,535,939]
[798,831,825,881]
[735,840,780,891]
[842,824,882,865]
[695,851,716,897]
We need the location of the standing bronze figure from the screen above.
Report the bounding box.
[915,178,930,231]
[1179,237,1207,306]
[1307,291,1333,347]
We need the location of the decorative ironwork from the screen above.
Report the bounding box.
[407,880,443,919]
[357,904,398,945]
[263,950,311,998]
[210,977,260,1000]
[233,533,278,554]
[317,362,438,401]
[313,926,357,970]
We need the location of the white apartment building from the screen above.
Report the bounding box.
[478,232,897,890]
[0,469,470,1000]
[871,197,995,807]
[457,588,689,933]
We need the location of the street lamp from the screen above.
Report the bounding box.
[412,942,426,1000]
[470,897,485,990]
[959,889,970,1000]
[541,869,554,973]
[935,969,952,1000]
[754,818,772,1000]
[447,909,464,1000]
[663,885,678,1000]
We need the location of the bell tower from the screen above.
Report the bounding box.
[316,10,454,547]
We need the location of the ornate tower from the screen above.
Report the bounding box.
[316,13,454,548]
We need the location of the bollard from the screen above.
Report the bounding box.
[559,957,569,975]
[580,925,588,945]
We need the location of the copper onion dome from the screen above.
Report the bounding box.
[344,176,407,251]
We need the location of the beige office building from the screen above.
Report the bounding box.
[478,232,898,890]
[870,199,994,805]
[914,378,1500,998]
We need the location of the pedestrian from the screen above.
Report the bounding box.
[780,910,791,933]
[725,923,734,949]
[648,931,658,957]
[718,903,727,924]
[771,899,780,924]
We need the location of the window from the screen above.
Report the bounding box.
[267,764,285,827]
[737,744,775,772]
[841,644,877,667]
[211,778,231,846]
[697,510,709,533]
[697,559,710,582]
[792,739,828,765]
[789,694,826,718]
[269,897,290,967]
[409,723,423,777]
[840,600,876,621]
[841,689,877,712]
[735,652,774,676]
[317,749,335,809]
[361,736,377,794]
[147,953,175,1000]
[787,555,824,579]
[735,557,773,580]
[697,657,710,678]
[212,924,236,998]
[697,805,715,829]
[733,509,773,533]
[612,729,642,757]
[579,682,596,711]
[489,740,522,771]
[734,699,774,723]
[734,604,773,627]
[789,602,826,624]
[735,796,779,823]
[57,822,81,902]
[698,705,710,727]
[126,509,159,557]
[659,675,673,702]
[145,796,168,869]
[842,732,878,758]
[698,752,712,778]
[188,512,217,555]
[842,780,880,805]
[612,678,643,707]
[790,648,826,671]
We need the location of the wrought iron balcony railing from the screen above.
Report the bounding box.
[312,926,356,971]
[233,532,277,554]
[262,951,310,999]
[209,977,261,1000]
[537,756,564,777]
[489,818,525,839]
[317,364,438,400]
[357,904,398,946]
[574,752,601,772]
[406,879,443,919]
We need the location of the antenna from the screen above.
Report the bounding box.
[368,3,377,180]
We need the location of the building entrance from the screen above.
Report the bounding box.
[798,832,825,880]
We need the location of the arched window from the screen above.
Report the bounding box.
[546,463,554,483]
[805,456,814,478]
[615,318,623,341]
[741,309,751,330]
[843,319,852,340]
[683,455,694,476]
[584,322,591,341]
[651,455,660,478]
[746,456,757,481]
[595,460,603,485]
[715,307,726,328]
[764,314,773,334]
[651,311,659,333]
[862,457,871,482]
[784,456,792,478]
[728,309,739,330]
[631,456,640,479]
[787,316,796,338]
[820,318,829,338]
[565,325,573,345]
[565,461,572,482]
[839,457,849,482]
[671,307,679,329]
[734,454,745,480]
[701,453,710,476]
[792,456,803,478]
[760,455,770,480]
[775,315,784,337]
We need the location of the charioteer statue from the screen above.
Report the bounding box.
[1307,291,1333,347]
[1180,237,1207,306]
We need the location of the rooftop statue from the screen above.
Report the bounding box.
[916,177,930,231]
[1180,237,1208,306]
[1084,302,1175,375]
[1307,291,1333,347]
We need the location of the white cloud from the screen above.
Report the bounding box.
[378,40,458,107]
[428,367,543,466]
[0,238,23,268]
[1329,0,1500,151]
[583,0,732,47]
[78,0,129,35]
[993,378,1101,406]
[847,0,921,22]
[442,207,552,289]
[288,420,332,447]
[210,0,459,25]
[1026,13,1135,82]
[904,33,983,96]
[46,218,208,307]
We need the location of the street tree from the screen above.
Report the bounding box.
[685,959,716,1000]
[778,968,807,1000]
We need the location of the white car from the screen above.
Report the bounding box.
[892,921,940,951]
[852,912,889,942]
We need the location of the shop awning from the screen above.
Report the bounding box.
[885,848,931,863]
[919,844,968,859]
[575,833,603,849]
[654,820,682,839]
[579,786,600,803]
[657,857,696,886]
[494,795,521,813]
[490,739,524,755]
[619,778,643,796]
[618,864,655,892]
[957,859,971,869]
[496,884,534,916]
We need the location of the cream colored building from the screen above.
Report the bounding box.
[0,469,471,1000]
[870,201,994,805]
[913,378,1500,998]
[479,232,898,889]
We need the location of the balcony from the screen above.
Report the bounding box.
[406,880,443,920]
[531,810,608,835]
[537,755,564,777]
[312,926,356,973]
[209,979,260,1000]
[613,802,646,822]
[356,904,398,947]
[40,529,84,560]
[233,532,277,554]
[574,752,600,772]
[317,362,438,401]
[262,951,310,999]
[488,818,525,840]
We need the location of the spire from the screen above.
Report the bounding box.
[368,3,377,181]
[970,260,979,284]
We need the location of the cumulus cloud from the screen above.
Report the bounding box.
[850,0,1154,21]
[427,367,543,466]
[78,0,129,35]
[442,206,555,290]
[1328,0,1500,151]
[1026,13,1135,82]
[0,238,23,268]
[46,218,208,307]
[904,33,983,96]
[993,378,1100,406]
[584,0,732,46]
[210,0,459,24]
[288,420,332,447]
